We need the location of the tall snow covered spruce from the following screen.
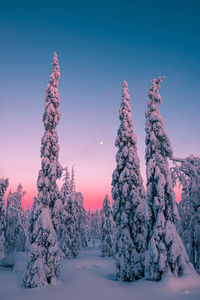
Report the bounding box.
[112,81,146,281]
[23,52,62,288]
[145,77,192,281]
[0,178,9,255]
[100,194,114,257]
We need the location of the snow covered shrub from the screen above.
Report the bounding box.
[112,81,146,281]
[23,52,62,288]
[145,77,192,281]
[100,194,114,257]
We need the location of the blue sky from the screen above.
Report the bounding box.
[0,0,200,208]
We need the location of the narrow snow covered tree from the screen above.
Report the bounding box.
[70,191,88,248]
[23,52,62,288]
[70,165,76,192]
[61,167,71,198]
[90,210,101,246]
[59,166,84,256]
[21,205,31,250]
[145,77,192,281]
[171,155,200,274]
[100,194,114,257]
[79,207,89,248]
[112,81,146,281]
[4,184,27,255]
[0,178,9,256]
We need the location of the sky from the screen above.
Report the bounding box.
[0,0,200,209]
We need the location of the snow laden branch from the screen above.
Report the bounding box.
[171,155,200,186]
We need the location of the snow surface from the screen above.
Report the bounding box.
[0,245,200,300]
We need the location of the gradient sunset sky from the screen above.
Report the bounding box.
[1,0,200,209]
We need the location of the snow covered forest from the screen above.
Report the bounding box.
[0,53,200,299]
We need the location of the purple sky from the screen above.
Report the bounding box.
[1,0,200,209]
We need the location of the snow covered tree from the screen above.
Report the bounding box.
[145,77,192,281]
[61,167,71,198]
[112,81,146,281]
[23,52,62,288]
[79,207,89,248]
[59,165,84,256]
[70,165,76,192]
[71,191,88,248]
[90,210,101,247]
[100,194,114,257]
[171,155,200,274]
[52,188,63,234]
[21,205,31,250]
[0,178,9,256]
[59,192,81,258]
[4,184,27,255]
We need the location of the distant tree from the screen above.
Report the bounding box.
[59,192,81,258]
[90,210,101,247]
[171,155,200,274]
[59,165,85,256]
[145,77,192,281]
[61,167,71,198]
[112,81,146,281]
[21,205,31,250]
[23,52,62,288]
[0,178,9,256]
[4,184,27,255]
[100,194,115,257]
[79,207,89,248]
[70,165,76,192]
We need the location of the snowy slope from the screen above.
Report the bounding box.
[0,246,200,300]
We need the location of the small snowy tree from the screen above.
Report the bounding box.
[4,184,27,255]
[90,210,101,247]
[21,205,31,250]
[61,167,71,198]
[112,81,146,281]
[145,77,192,281]
[59,192,81,258]
[59,166,84,256]
[23,52,62,288]
[0,178,9,256]
[171,155,200,274]
[100,194,114,257]
[79,207,89,248]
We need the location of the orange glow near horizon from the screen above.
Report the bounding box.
[4,185,182,211]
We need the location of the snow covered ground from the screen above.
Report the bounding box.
[0,246,200,300]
